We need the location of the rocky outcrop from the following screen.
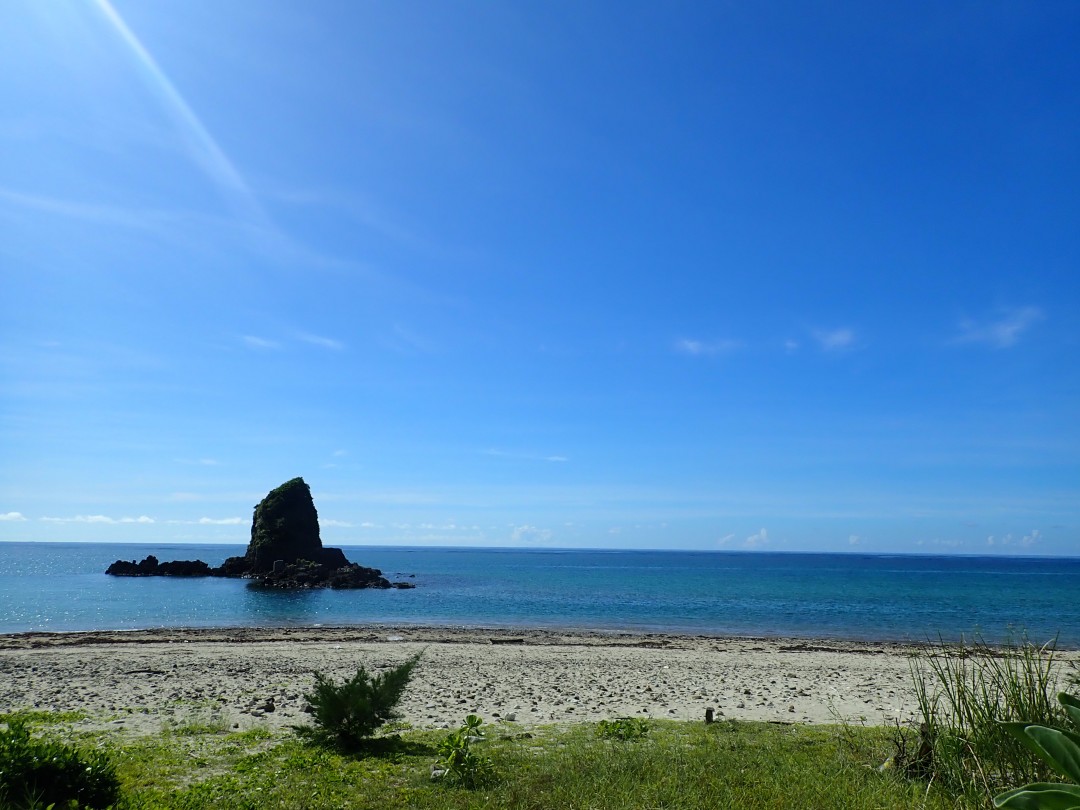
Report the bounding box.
[105,477,414,590]
[213,477,349,576]
[247,559,414,590]
[244,477,323,573]
[104,556,215,577]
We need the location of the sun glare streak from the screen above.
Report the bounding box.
[91,0,269,228]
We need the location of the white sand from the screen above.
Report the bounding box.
[1,627,1073,737]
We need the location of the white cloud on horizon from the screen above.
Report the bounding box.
[953,306,1044,348]
[511,524,553,543]
[0,512,27,521]
[197,517,244,525]
[986,529,1041,547]
[41,515,154,524]
[716,530,770,548]
[321,519,354,528]
[745,528,769,547]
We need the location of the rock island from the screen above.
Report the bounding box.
[105,477,413,589]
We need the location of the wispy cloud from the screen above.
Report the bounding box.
[0,187,174,231]
[295,332,345,351]
[91,0,268,228]
[382,324,436,355]
[0,512,27,522]
[322,519,354,528]
[484,449,569,463]
[811,328,856,352]
[675,338,743,356]
[197,517,243,525]
[269,188,435,256]
[953,306,1044,348]
[242,333,345,351]
[242,335,281,350]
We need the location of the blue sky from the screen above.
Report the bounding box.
[2,1,1078,554]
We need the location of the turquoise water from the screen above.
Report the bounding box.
[1,543,1078,646]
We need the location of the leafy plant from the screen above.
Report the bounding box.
[436,714,496,788]
[994,692,1080,809]
[295,652,421,750]
[908,635,1067,800]
[596,717,650,741]
[0,715,121,809]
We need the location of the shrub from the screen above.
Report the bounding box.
[596,717,650,741]
[436,714,496,788]
[907,635,1068,801]
[0,716,121,809]
[994,692,1080,809]
[295,652,421,750]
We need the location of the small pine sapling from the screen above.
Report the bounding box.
[296,652,422,750]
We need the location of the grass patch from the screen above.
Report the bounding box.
[88,718,977,809]
[0,709,88,726]
[167,716,232,737]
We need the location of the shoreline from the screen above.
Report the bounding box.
[3,626,1076,737]
[0,624,941,651]
[3,623,1073,651]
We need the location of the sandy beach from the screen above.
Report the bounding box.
[1,627,1075,737]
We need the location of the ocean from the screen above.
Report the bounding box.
[1,542,1078,647]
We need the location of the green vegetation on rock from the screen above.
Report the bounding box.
[246,476,323,572]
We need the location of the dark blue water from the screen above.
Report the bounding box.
[1,543,1078,646]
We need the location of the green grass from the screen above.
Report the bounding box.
[0,709,88,726]
[10,715,975,809]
